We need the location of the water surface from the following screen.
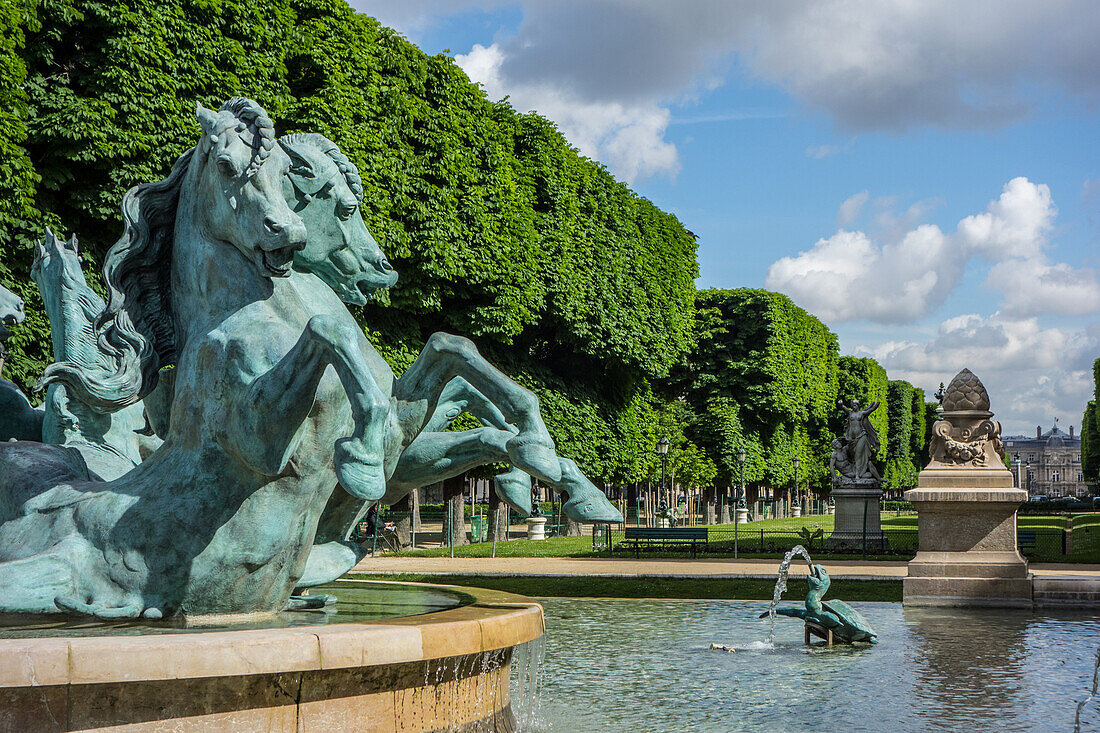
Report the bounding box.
[515,598,1100,732]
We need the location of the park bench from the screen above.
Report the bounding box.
[619,527,709,558]
[1017,529,1036,554]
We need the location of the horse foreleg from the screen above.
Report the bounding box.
[238,315,390,500]
[387,428,511,496]
[394,333,561,482]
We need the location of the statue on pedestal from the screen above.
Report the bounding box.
[830,399,882,484]
[827,399,884,549]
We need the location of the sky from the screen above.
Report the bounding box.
[356,0,1100,437]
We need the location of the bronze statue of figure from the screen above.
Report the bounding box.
[834,399,881,482]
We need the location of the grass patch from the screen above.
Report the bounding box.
[367,573,903,602]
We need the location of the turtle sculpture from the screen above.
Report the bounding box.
[762,564,877,644]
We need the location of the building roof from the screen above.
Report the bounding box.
[1004,424,1080,448]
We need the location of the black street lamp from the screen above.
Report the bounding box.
[657,436,670,514]
[736,446,747,556]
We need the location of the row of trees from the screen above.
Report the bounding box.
[0,0,930,498]
[661,289,927,497]
[1081,359,1100,488]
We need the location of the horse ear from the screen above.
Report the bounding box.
[279,140,315,179]
[195,103,219,136]
[66,234,79,253]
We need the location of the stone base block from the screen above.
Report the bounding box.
[903,575,1033,608]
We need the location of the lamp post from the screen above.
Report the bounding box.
[657,436,670,522]
[792,456,801,518]
[1013,452,1021,490]
[736,447,746,556]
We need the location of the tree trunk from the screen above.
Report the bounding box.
[561,511,582,537]
[390,493,414,549]
[704,487,716,525]
[443,475,469,547]
[487,486,509,542]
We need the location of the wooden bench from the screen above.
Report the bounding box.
[619,527,709,558]
[1018,529,1036,553]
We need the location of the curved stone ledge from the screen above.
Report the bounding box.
[0,581,544,733]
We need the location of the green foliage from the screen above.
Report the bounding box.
[669,288,839,492]
[883,380,922,488]
[1082,358,1100,489]
[0,0,698,483]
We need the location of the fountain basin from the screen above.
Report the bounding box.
[0,580,544,732]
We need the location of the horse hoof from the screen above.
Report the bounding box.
[493,468,533,515]
[558,459,624,523]
[506,435,561,483]
[334,439,386,500]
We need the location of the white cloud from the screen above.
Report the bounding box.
[837,191,869,226]
[455,43,679,183]
[856,314,1100,435]
[957,177,1055,260]
[806,144,839,160]
[986,259,1100,317]
[359,1,1100,180]
[766,178,1100,323]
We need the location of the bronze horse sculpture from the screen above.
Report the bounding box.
[0,99,620,619]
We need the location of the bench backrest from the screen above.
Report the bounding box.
[624,528,708,540]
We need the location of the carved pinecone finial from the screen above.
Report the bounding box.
[941,368,991,412]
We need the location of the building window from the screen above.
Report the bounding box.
[1080,473,1084,483]
[1075,454,1081,463]
[1029,453,1036,462]
[1052,471,1059,482]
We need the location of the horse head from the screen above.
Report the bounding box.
[192,98,307,278]
[0,282,23,359]
[279,134,398,305]
[31,230,103,364]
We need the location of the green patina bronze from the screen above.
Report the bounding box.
[0,283,42,442]
[764,564,878,643]
[0,98,621,619]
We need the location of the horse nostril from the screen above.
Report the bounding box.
[380,259,393,272]
[264,217,284,235]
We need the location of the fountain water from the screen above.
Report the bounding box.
[1075,647,1100,732]
[710,544,815,652]
[765,545,815,640]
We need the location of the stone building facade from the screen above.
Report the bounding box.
[1003,424,1087,497]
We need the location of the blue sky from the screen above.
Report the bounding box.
[358,1,1100,436]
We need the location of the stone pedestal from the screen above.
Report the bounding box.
[827,480,884,550]
[525,516,547,540]
[792,505,802,518]
[904,470,1030,607]
[736,507,748,524]
[903,368,1032,608]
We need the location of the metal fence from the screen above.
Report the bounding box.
[589,524,919,559]
[355,503,1098,563]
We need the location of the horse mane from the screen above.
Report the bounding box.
[39,148,192,411]
[279,133,363,203]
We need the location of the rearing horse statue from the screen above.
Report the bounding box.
[0,99,614,619]
[0,98,395,618]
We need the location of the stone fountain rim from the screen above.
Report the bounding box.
[0,580,545,689]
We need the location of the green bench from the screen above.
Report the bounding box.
[620,527,709,558]
[1018,529,1036,553]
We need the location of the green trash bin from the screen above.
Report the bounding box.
[470,515,488,543]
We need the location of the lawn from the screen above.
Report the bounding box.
[393,512,1100,563]
[358,573,904,602]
